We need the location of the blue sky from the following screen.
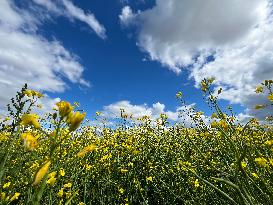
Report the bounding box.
[0,0,272,122]
[41,0,204,113]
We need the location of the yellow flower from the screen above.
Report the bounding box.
[48,171,57,178]
[33,161,51,185]
[219,120,228,131]
[265,139,273,146]
[3,182,11,189]
[57,188,64,198]
[255,86,263,93]
[10,192,20,202]
[211,113,218,119]
[211,121,218,128]
[20,132,38,151]
[46,177,57,186]
[67,111,86,131]
[119,188,125,194]
[78,203,85,205]
[120,168,129,173]
[255,104,265,110]
[20,114,40,129]
[255,157,267,167]
[24,89,43,98]
[194,179,200,188]
[56,101,73,118]
[1,192,6,201]
[77,144,96,157]
[252,173,259,179]
[268,94,273,102]
[59,168,65,177]
[269,158,273,166]
[146,176,153,182]
[241,161,247,169]
[63,183,72,188]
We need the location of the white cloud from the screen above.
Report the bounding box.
[100,100,205,125]
[32,0,106,39]
[120,0,273,119]
[0,0,92,110]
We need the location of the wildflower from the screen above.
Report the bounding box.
[64,183,72,188]
[56,101,73,118]
[255,86,263,93]
[1,192,6,201]
[211,121,218,128]
[59,168,65,177]
[57,188,64,198]
[77,144,96,157]
[78,203,85,205]
[3,182,11,189]
[265,139,273,146]
[241,161,247,169]
[119,188,125,194]
[10,192,20,202]
[46,176,57,186]
[96,111,101,116]
[176,91,182,98]
[255,157,267,167]
[255,105,265,110]
[268,94,273,102]
[85,164,91,170]
[48,171,57,178]
[67,111,86,131]
[120,168,129,173]
[20,114,40,129]
[21,132,38,151]
[24,89,43,98]
[219,120,228,131]
[33,161,51,185]
[252,173,259,179]
[146,176,153,182]
[194,179,200,188]
[211,113,218,119]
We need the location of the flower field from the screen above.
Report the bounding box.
[1,79,273,205]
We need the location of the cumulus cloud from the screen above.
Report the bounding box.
[120,0,273,119]
[32,0,106,38]
[0,0,99,110]
[100,100,210,127]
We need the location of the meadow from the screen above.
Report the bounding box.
[1,78,273,205]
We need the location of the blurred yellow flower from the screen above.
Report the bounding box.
[120,168,129,173]
[77,144,96,157]
[119,188,125,194]
[3,182,11,189]
[146,176,153,182]
[268,94,273,102]
[21,132,38,151]
[67,111,86,131]
[255,105,265,110]
[20,114,40,129]
[255,157,267,167]
[33,161,51,185]
[252,173,259,179]
[56,101,73,118]
[255,86,263,93]
[24,89,43,98]
[10,192,20,202]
